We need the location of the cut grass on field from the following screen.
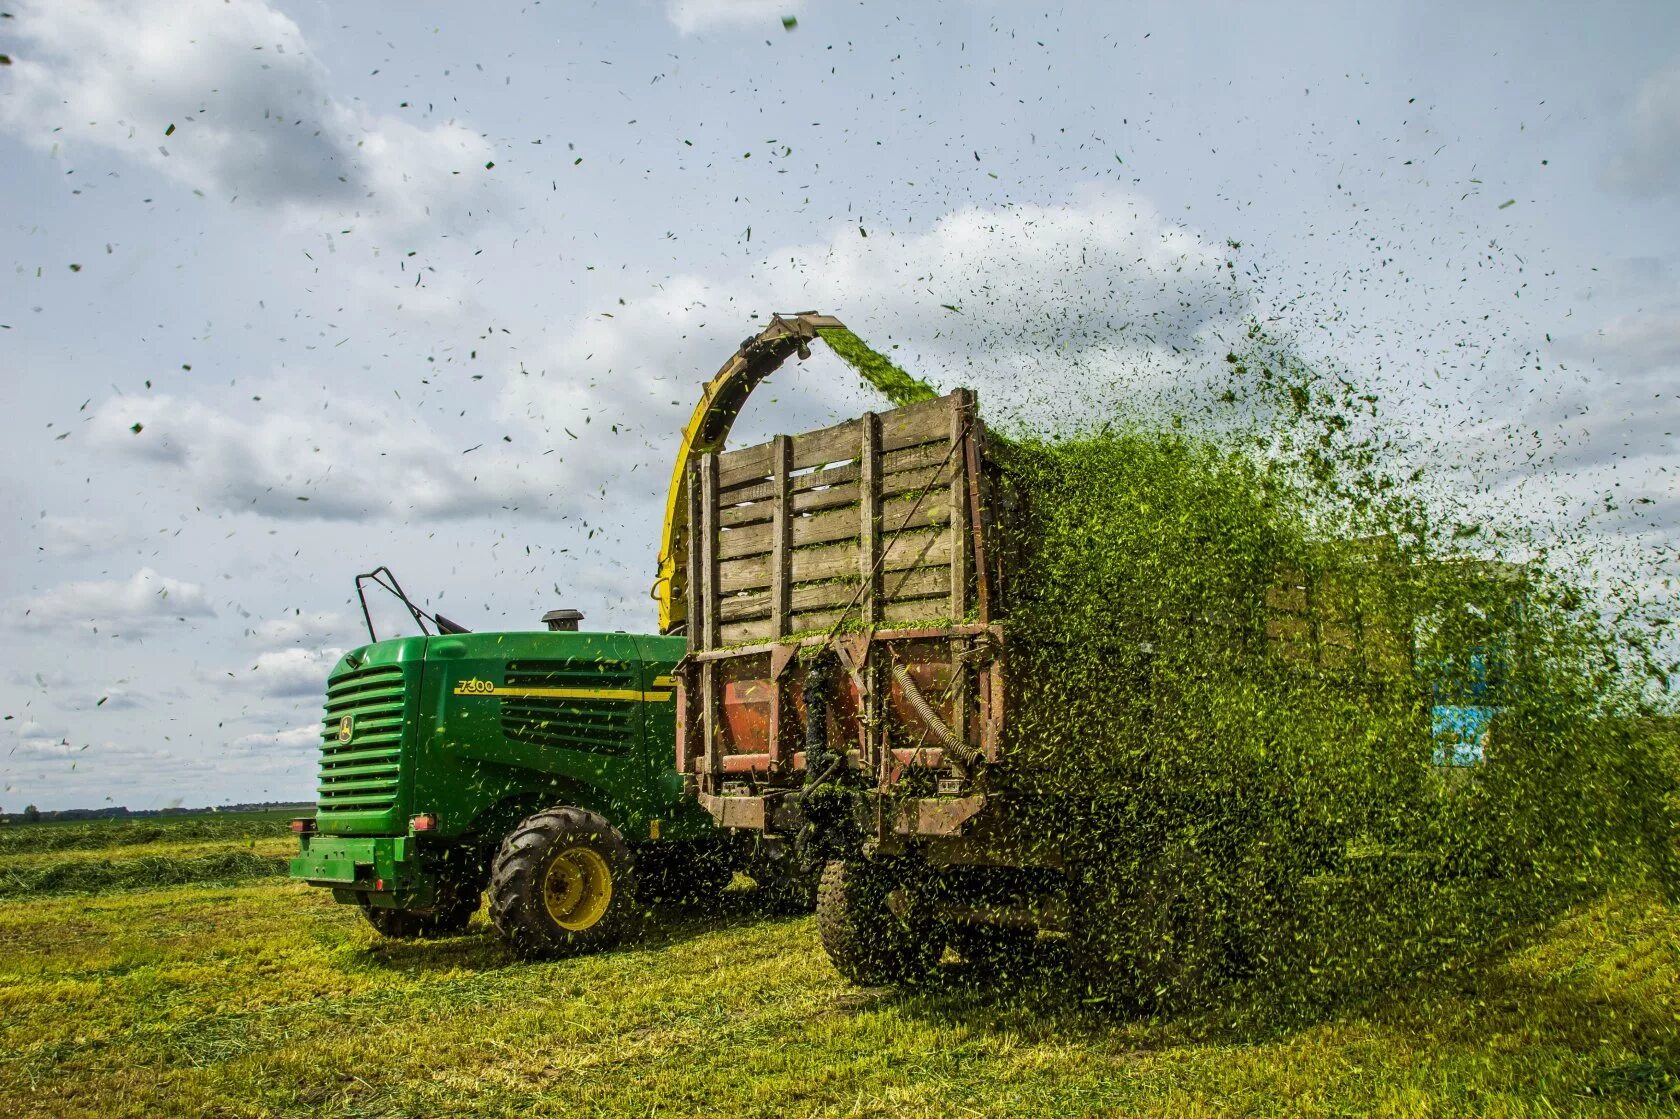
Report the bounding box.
[0,817,1675,1117]
[0,849,287,899]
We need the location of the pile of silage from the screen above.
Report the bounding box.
[986,372,1678,1011]
[813,318,1674,1009]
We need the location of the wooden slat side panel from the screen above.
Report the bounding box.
[948,388,975,768]
[949,390,972,623]
[719,442,951,511]
[882,441,955,481]
[720,526,954,594]
[717,566,950,624]
[685,461,703,642]
[725,461,854,507]
[718,552,773,595]
[785,596,956,637]
[720,618,775,644]
[700,454,722,651]
[788,529,952,586]
[717,494,949,560]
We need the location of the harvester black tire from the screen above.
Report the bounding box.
[816,859,940,986]
[489,806,635,959]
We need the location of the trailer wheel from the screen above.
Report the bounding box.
[816,859,940,986]
[1107,843,1223,1012]
[489,806,635,958]
[948,924,1039,978]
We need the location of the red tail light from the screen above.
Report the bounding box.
[290,817,316,835]
[410,813,438,832]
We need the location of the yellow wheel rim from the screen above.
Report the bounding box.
[543,845,613,931]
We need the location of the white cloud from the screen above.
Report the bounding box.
[667,0,805,34]
[6,721,73,759]
[231,724,319,753]
[30,515,121,557]
[504,188,1243,462]
[233,647,343,698]
[10,567,215,634]
[1511,298,1680,476]
[1606,63,1680,197]
[87,390,560,521]
[1565,298,1680,372]
[0,0,500,234]
[247,611,350,647]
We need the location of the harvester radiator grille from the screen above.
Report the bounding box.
[500,659,638,755]
[317,665,406,811]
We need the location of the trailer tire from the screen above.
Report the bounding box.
[948,924,1039,978]
[489,806,635,959]
[816,859,940,986]
[1122,843,1224,1012]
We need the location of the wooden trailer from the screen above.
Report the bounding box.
[677,389,1007,848]
[676,387,1435,989]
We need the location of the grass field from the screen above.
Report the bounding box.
[0,814,1676,1118]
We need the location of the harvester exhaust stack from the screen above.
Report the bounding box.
[542,609,584,632]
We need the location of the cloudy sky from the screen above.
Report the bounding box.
[2,0,1676,810]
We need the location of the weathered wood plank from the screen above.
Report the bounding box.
[948,390,973,766]
[685,460,703,641]
[717,494,949,560]
[789,416,863,472]
[718,551,773,595]
[879,394,958,453]
[861,412,882,628]
[785,595,955,637]
[788,528,951,586]
[950,390,972,623]
[718,393,954,491]
[770,435,792,639]
[720,618,774,644]
[717,566,949,624]
[720,525,953,594]
[718,440,953,512]
[716,441,775,489]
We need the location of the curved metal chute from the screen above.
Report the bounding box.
[652,312,938,634]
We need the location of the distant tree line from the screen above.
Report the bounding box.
[0,801,313,825]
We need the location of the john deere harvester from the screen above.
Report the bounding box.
[288,569,773,956]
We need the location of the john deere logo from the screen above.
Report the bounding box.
[338,715,354,744]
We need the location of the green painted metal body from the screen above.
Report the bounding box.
[289,629,703,910]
